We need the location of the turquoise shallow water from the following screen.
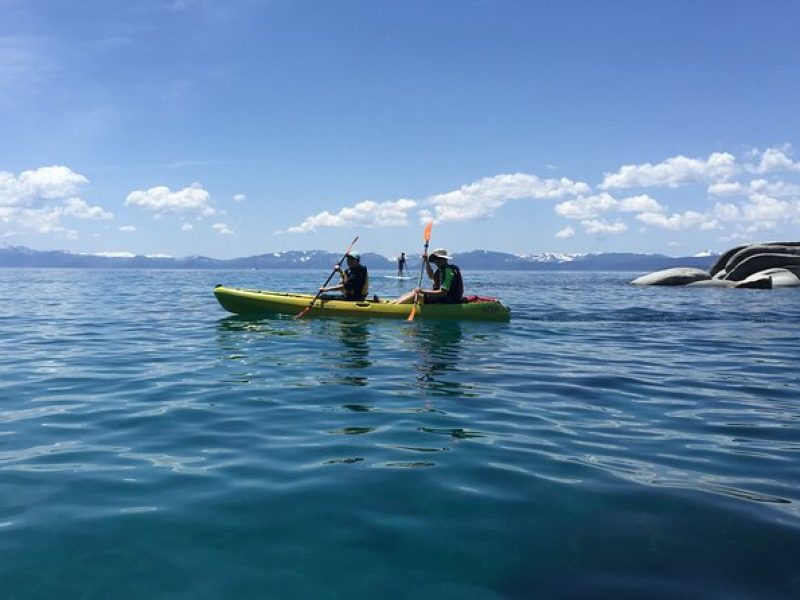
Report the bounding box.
[1,268,799,599]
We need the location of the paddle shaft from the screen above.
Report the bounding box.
[295,236,358,318]
[407,239,431,321]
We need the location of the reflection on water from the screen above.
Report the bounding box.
[408,321,477,397]
[214,316,305,385]
[321,320,372,387]
[216,315,484,397]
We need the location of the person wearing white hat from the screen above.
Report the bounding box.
[394,248,464,305]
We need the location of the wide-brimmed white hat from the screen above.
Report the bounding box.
[430,248,453,260]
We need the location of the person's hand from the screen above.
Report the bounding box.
[333,265,341,272]
[421,252,428,260]
[319,287,326,293]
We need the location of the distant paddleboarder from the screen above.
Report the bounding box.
[397,252,407,277]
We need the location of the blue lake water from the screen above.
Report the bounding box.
[0,268,799,599]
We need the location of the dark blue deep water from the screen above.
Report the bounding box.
[1,269,799,599]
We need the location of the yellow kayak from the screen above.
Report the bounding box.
[213,286,511,321]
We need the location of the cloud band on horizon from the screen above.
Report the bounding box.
[281,146,800,242]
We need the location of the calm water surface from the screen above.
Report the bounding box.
[0,269,798,599]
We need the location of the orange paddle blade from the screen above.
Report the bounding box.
[407,303,417,321]
[423,221,433,242]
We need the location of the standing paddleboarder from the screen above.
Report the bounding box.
[397,252,407,277]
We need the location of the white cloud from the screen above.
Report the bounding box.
[749,146,800,174]
[428,173,590,222]
[0,165,88,207]
[708,182,744,196]
[287,198,417,233]
[554,192,663,220]
[63,197,113,220]
[555,225,575,238]
[748,178,800,197]
[636,210,717,230]
[741,193,796,223]
[20,166,88,200]
[233,193,246,202]
[580,219,627,235]
[0,165,112,237]
[181,222,194,231]
[705,178,800,230]
[712,202,740,221]
[119,225,137,232]
[554,193,617,220]
[212,222,234,235]
[0,206,71,235]
[125,183,215,217]
[616,194,663,213]
[280,149,799,242]
[601,152,736,189]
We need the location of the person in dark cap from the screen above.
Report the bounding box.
[397,252,407,277]
[319,252,369,301]
[394,248,463,305]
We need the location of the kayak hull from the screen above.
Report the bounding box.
[213,286,510,322]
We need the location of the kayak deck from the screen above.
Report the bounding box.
[213,286,510,321]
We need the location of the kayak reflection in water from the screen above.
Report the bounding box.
[394,248,464,305]
[320,320,371,387]
[319,253,369,301]
[410,321,475,398]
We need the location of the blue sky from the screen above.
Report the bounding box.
[1,0,799,259]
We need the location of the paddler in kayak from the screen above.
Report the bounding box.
[394,248,463,305]
[319,252,369,301]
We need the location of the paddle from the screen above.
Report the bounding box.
[295,236,359,319]
[407,221,433,322]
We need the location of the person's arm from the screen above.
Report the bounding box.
[424,254,435,280]
[320,266,346,292]
[320,284,344,293]
[418,267,452,296]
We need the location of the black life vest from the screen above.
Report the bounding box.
[433,263,464,304]
[343,265,369,300]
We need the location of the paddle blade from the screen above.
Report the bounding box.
[294,306,312,320]
[407,303,417,321]
[423,221,433,242]
[346,235,359,255]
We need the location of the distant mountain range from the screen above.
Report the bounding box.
[0,245,716,271]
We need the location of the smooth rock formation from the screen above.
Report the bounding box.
[630,268,710,286]
[631,242,800,289]
[686,279,736,288]
[722,245,800,277]
[753,267,800,288]
[708,245,748,277]
[725,254,800,282]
